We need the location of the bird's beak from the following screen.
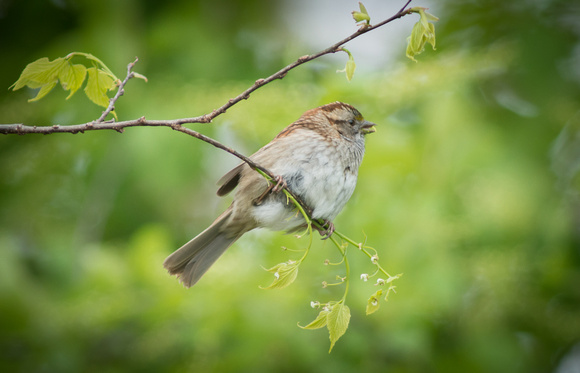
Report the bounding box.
[361,120,377,135]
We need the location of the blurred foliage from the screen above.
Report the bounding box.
[1,0,580,372]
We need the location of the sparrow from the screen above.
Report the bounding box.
[163,102,376,287]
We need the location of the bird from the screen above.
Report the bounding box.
[163,102,376,287]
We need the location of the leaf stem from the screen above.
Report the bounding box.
[329,235,350,301]
[333,230,394,279]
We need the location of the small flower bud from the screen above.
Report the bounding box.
[375,278,385,286]
[360,273,369,281]
[371,254,379,264]
[310,301,320,309]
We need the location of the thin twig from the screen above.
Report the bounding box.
[96,57,139,123]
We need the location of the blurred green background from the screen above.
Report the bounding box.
[1,0,580,372]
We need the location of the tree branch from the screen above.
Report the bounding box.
[0,1,415,222]
[95,57,140,123]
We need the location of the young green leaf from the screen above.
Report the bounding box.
[345,55,356,82]
[337,49,356,81]
[358,2,368,16]
[366,289,383,315]
[84,67,116,108]
[327,302,351,352]
[406,8,439,62]
[58,63,87,99]
[11,57,68,91]
[80,52,118,80]
[298,309,329,330]
[260,260,300,289]
[28,80,57,102]
[352,2,370,24]
[426,22,436,49]
[132,72,148,82]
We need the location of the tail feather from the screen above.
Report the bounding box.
[163,208,240,287]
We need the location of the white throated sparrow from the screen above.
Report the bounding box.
[164,102,376,287]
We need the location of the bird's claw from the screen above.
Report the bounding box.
[271,175,286,193]
[316,219,335,240]
[254,175,286,205]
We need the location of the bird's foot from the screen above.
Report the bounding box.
[254,175,286,205]
[271,175,287,193]
[315,219,335,240]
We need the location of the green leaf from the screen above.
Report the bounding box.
[337,49,356,81]
[132,72,148,82]
[84,67,116,108]
[426,22,436,49]
[28,80,57,102]
[366,289,383,315]
[405,8,438,62]
[59,63,87,99]
[346,56,356,82]
[419,9,431,36]
[80,53,117,80]
[358,2,368,16]
[298,309,329,330]
[352,11,370,23]
[424,11,439,22]
[260,260,300,289]
[327,302,350,352]
[11,57,68,91]
[411,22,425,52]
[352,2,370,24]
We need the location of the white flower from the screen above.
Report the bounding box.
[371,254,379,264]
[310,301,320,308]
[360,273,369,281]
[375,278,385,286]
[274,272,280,279]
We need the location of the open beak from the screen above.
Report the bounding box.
[361,120,377,135]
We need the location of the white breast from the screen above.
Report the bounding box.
[251,132,364,232]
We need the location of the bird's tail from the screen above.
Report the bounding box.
[163,208,241,287]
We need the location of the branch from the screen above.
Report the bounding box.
[1,2,413,132]
[0,1,415,222]
[95,57,140,123]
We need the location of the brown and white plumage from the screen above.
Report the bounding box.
[163,102,376,287]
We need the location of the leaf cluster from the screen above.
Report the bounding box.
[11,53,118,105]
[299,301,351,353]
[259,197,402,352]
[406,7,439,61]
[9,53,144,120]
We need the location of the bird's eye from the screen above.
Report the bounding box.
[348,119,355,125]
